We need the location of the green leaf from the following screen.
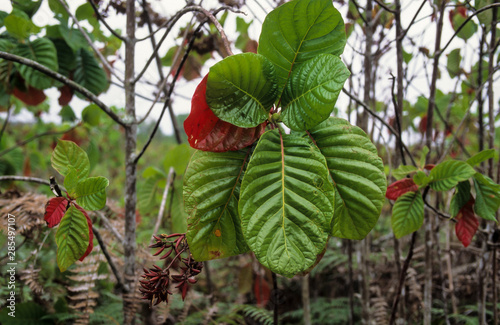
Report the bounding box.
[307,117,386,240]
[56,205,89,272]
[391,191,424,239]
[239,129,334,277]
[0,11,7,27]
[0,302,51,325]
[64,166,79,196]
[473,173,500,222]
[392,165,418,180]
[74,176,109,211]
[206,53,278,128]
[48,0,69,21]
[184,149,251,261]
[73,48,108,96]
[4,10,40,39]
[59,23,89,53]
[138,177,160,214]
[281,54,349,131]
[51,139,90,179]
[59,105,77,122]
[429,160,476,191]
[14,38,58,89]
[453,14,477,40]
[466,149,495,167]
[142,166,166,180]
[13,0,42,18]
[447,48,462,78]
[450,181,471,218]
[420,146,429,168]
[258,0,346,94]
[163,143,191,175]
[82,103,102,126]
[413,170,431,187]
[52,38,77,77]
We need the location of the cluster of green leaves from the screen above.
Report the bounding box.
[183,0,387,277]
[388,148,500,245]
[44,140,109,272]
[0,0,115,114]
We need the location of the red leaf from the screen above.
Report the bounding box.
[184,74,266,152]
[44,197,69,227]
[423,164,435,171]
[419,115,427,134]
[253,274,270,307]
[455,198,478,248]
[76,205,94,261]
[12,86,46,106]
[181,282,189,300]
[58,85,73,106]
[386,178,419,200]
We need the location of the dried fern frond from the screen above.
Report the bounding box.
[0,192,47,236]
[20,265,44,295]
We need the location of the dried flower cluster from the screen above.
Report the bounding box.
[140,233,203,305]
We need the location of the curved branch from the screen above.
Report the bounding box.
[0,51,126,128]
[0,123,81,157]
[87,0,126,41]
[0,175,51,187]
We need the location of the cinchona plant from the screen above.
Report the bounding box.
[183,0,387,277]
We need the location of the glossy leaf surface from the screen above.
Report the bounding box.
[51,139,90,179]
[473,173,500,222]
[239,129,334,277]
[308,117,386,240]
[56,205,89,272]
[258,0,346,94]
[391,191,424,239]
[185,74,266,151]
[206,53,278,128]
[184,149,250,261]
[281,54,349,131]
[386,178,419,201]
[429,160,476,191]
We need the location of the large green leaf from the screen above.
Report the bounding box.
[429,160,476,191]
[56,205,89,272]
[473,173,500,222]
[4,10,40,39]
[184,150,250,261]
[74,176,109,211]
[51,38,77,77]
[51,139,90,179]
[73,48,108,96]
[466,149,495,167]
[307,117,386,240]
[14,38,58,89]
[281,54,349,131]
[391,191,424,239]
[206,53,278,128]
[449,180,471,218]
[163,143,191,175]
[239,129,334,277]
[258,0,346,95]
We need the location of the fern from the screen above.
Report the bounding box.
[281,297,356,325]
[236,304,273,325]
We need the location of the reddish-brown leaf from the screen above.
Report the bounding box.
[386,178,419,200]
[418,115,427,134]
[423,164,435,171]
[253,274,270,307]
[44,197,69,227]
[76,204,94,261]
[58,85,73,106]
[455,198,478,248]
[12,86,46,106]
[184,74,266,152]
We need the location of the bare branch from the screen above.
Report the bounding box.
[92,226,126,290]
[0,106,11,142]
[0,51,126,127]
[150,168,175,245]
[56,0,124,83]
[87,0,126,41]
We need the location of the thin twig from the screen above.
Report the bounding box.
[0,51,126,127]
[94,210,125,246]
[93,225,126,290]
[374,0,396,13]
[272,271,278,325]
[0,123,81,157]
[150,168,175,245]
[57,0,123,83]
[0,106,12,142]
[87,0,126,41]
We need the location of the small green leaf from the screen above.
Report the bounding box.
[473,173,500,222]
[51,139,90,179]
[14,38,58,89]
[82,104,102,126]
[59,105,77,122]
[239,129,334,277]
[184,149,250,261]
[413,170,431,187]
[258,0,346,95]
[391,191,424,239]
[446,48,462,78]
[163,144,192,175]
[392,165,418,180]
[466,149,495,167]
[142,166,166,180]
[450,181,471,218]
[429,160,476,191]
[4,10,40,39]
[75,176,109,211]
[281,54,350,131]
[420,146,429,168]
[56,205,89,272]
[306,117,386,240]
[206,53,278,128]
